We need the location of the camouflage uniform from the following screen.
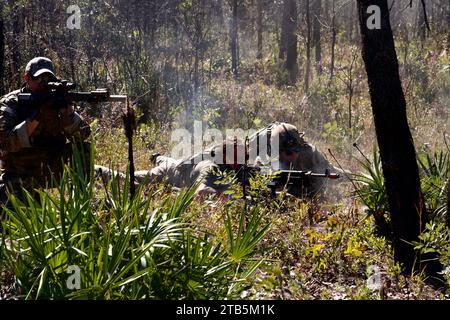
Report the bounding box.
[189,159,230,195]
[144,123,338,197]
[135,156,189,187]
[248,122,340,197]
[96,142,235,196]
[96,123,338,198]
[0,86,91,208]
[133,154,230,195]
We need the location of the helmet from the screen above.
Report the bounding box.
[271,123,304,153]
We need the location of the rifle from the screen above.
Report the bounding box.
[270,169,340,196]
[235,166,340,197]
[17,80,128,106]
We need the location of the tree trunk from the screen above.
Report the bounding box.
[323,0,329,23]
[443,0,450,35]
[256,0,263,60]
[329,0,336,84]
[348,1,355,42]
[279,4,286,60]
[216,0,225,28]
[281,0,298,84]
[312,0,322,74]
[357,0,428,274]
[447,179,450,229]
[417,0,426,47]
[8,0,21,88]
[193,49,199,94]
[0,2,4,95]
[230,0,239,77]
[304,0,311,92]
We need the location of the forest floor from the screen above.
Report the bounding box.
[188,182,448,300]
[3,181,447,300]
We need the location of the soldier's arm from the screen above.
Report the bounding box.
[60,106,91,141]
[192,162,229,195]
[296,143,334,173]
[0,99,37,152]
[311,145,333,170]
[135,166,168,185]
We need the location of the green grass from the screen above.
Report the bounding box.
[0,146,270,300]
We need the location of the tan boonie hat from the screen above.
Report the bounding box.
[25,57,56,78]
[271,123,303,153]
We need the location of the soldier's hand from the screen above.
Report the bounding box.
[30,101,64,138]
[59,105,75,127]
[33,100,59,124]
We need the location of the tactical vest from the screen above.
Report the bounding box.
[0,87,68,180]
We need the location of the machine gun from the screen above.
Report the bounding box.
[17,80,128,107]
[234,165,340,197]
[269,169,340,197]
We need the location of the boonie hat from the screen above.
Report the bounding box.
[271,123,303,153]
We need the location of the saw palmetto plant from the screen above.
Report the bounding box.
[0,147,269,300]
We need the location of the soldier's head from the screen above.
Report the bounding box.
[23,57,57,93]
[271,123,304,164]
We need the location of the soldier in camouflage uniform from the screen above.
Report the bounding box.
[248,122,341,197]
[96,122,339,198]
[0,57,91,211]
[95,138,245,197]
[136,138,245,196]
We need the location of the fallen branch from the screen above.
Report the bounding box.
[122,98,137,200]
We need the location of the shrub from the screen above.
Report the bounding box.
[0,146,269,299]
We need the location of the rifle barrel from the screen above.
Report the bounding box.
[109,95,128,102]
[69,92,127,103]
[276,170,340,179]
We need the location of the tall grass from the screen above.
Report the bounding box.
[0,146,269,299]
[418,150,449,224]
[353,148,449,228]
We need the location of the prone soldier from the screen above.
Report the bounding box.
[247,122,342,198]
[96,138,246,197]
[95,122,341,199]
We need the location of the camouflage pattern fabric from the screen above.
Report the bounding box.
[134,156,191,188]
[134,157,229,195]
[0,86,91,201]
[94,122,340,198]
[249,122,340,197]
[96,156,231,196]
[190,160,230,195]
